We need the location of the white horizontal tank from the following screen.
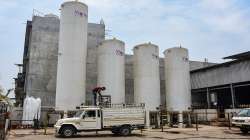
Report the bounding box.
[56,1,88,110]
[164,47,191,112]
[133,43,161,111]
[97,38,125,104]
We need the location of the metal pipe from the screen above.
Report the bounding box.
[178,112,183,128]
[228,113,231,130]
[195,113,198,131]
[230,84,235,108]
[206,88,210,109]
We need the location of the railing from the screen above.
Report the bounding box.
[78,103,146,109]
[102,103,145,108]
[9,120,39,129]
[159,111,234,132]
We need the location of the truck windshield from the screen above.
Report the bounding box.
[74,111,84,118]
[237,109,250,117]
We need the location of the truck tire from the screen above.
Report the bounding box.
[240,127,249,134]
[111,127,120,135]
[111,130,120,135]
[61,126,75,137]
[119,126,131,136]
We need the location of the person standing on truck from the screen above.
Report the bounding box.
[92,87,106,106]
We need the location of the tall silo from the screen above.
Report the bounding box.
[164,47,191,127]
[56,1,88,111]
[133,43,161,127]
[97,38,125,104]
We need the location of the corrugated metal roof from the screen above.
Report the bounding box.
[191,52,250,73]
[223,51,250,59]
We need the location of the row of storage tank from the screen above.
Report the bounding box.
[98,39,191,112]
[55,1,191,118]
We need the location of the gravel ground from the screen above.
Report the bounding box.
[7,125,250,140]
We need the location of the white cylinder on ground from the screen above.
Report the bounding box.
[97,38,125,104]
[133,43,161,111]
[56,1,88,110]
[164,47,191,112]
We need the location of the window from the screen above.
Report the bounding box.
[237,109,250,117]
[85,110,96,118]
[74,111,83,118]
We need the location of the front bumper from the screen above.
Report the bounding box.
[232,122,250,127]
[232,123,242,127]
[54,125,61,134]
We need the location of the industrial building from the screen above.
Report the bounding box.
[191,52,250,111]
[15,14,105,108]
[14,1,250,126]
[15,14,214,108]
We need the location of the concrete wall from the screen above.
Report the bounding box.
[125,55,134,104]
[191,59,250,89]
[25,16,60,107]
[85,23,105,104]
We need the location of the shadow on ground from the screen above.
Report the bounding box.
[55,133,145,139]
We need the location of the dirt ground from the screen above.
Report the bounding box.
[7,125,250,140]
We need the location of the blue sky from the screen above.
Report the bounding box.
[0,0,250,95]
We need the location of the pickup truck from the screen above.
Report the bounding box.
[54,104,145,137]
[232,108,250,134]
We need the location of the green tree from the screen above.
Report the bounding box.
[0,86,13,107]
[0,85,5,101]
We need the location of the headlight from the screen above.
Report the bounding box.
[245,119,250,123]
[56,120,63,126]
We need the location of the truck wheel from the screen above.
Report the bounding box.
[240,127,249,134]
[61,126,75,137]
[111,127,120,135]
[119,126,131,136]
[111,130,120,135]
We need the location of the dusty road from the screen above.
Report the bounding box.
[7,125,250,140]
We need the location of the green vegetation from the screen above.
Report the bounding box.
[0,86,13,107]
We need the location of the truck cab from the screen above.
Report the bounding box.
[232,108,250,134]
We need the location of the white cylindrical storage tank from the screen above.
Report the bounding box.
[97,38,125,104]
[56,1,88,110]
[164,47,191,112]
[133,43,161,111]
